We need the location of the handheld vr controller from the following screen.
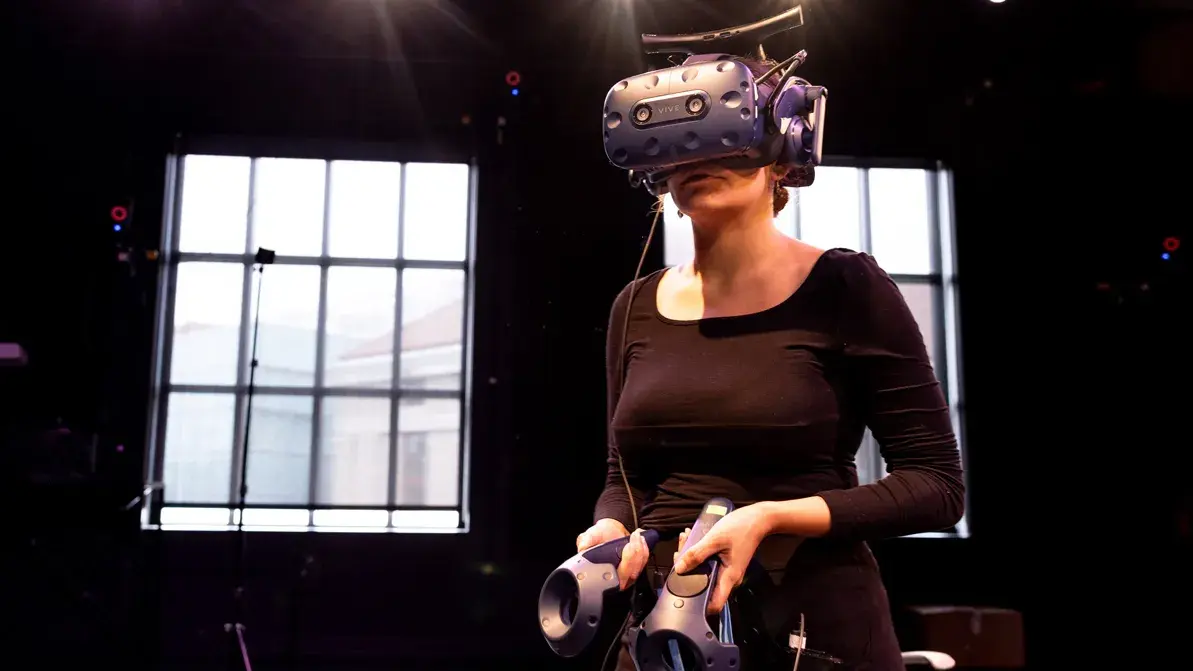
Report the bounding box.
[628,498,739,671]
[602,4,826,196]
[538,529,661,657]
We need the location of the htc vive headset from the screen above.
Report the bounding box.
[602,3,826,196]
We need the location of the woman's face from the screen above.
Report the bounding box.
[666,160,774,222]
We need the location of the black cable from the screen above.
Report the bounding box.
[761,50,809,124]
[600,612,633,671]
[615,199,662,532]
[602,200,663,671]
[757,50,803,88]
[776,50,808,83]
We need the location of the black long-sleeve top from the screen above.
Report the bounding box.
[594,249,965,543]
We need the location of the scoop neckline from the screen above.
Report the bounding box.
[651,248,841,326]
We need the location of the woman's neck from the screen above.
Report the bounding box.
[687,204,784,291]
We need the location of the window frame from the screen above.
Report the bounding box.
[143,140,478,533]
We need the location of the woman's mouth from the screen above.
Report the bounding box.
[681,172,719,186]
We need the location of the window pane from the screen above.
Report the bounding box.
[244,394,313,504]
[868,168,933,274]
[895,281,939,373]
[177,155,251,254]
[775,189,797,240]
[327,160,402,259]
[402,163,469,261]
[856,429,881,486]
[316,397,391,505]
[170,262,245,386]
[797,167,861,252]
[249,265,321,387]
[324,267,396,388]
[163,392,235,503]
[396,397,459,506]
[252,158,327,257]
[400,269,465,391]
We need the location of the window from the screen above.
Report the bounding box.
[662,160,967,537]
[145,154,474,533]
[396,432,428,504]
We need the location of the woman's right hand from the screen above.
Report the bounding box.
[576,518,649,590]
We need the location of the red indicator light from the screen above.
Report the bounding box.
[1163,236,1180,252]
[111,206,128,222]
[505,70,521,87]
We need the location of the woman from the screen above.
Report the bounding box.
[575,61,965,671]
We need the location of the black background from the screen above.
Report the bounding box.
[6,0,1191,669]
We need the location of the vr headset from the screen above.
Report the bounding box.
[602,3,827,196]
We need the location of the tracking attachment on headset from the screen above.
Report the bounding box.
[628,498,739,671]
[538,530,661,657]
[604,3,827,196]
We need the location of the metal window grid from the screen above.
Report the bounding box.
[144,155,477,531]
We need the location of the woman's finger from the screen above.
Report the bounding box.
[707,568,744,614]
[706,571,735,614]
[635,533,650,580]
[618,530,645,590]
[616,534,635,589]
[577,526,607,552]
[632,532,651,584]
[672,527,691,566]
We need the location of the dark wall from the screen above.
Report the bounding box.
[8,0,1190,669]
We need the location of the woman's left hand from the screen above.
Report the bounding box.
[671,503,773,614]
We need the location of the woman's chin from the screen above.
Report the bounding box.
[680,198,742,222]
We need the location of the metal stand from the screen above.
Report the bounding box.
[225,247,275,671]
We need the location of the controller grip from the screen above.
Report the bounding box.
[581,529,660,566]
[677,498,734,562]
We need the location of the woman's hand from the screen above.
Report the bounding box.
[577,518,650,590]
[671,504,773,614]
